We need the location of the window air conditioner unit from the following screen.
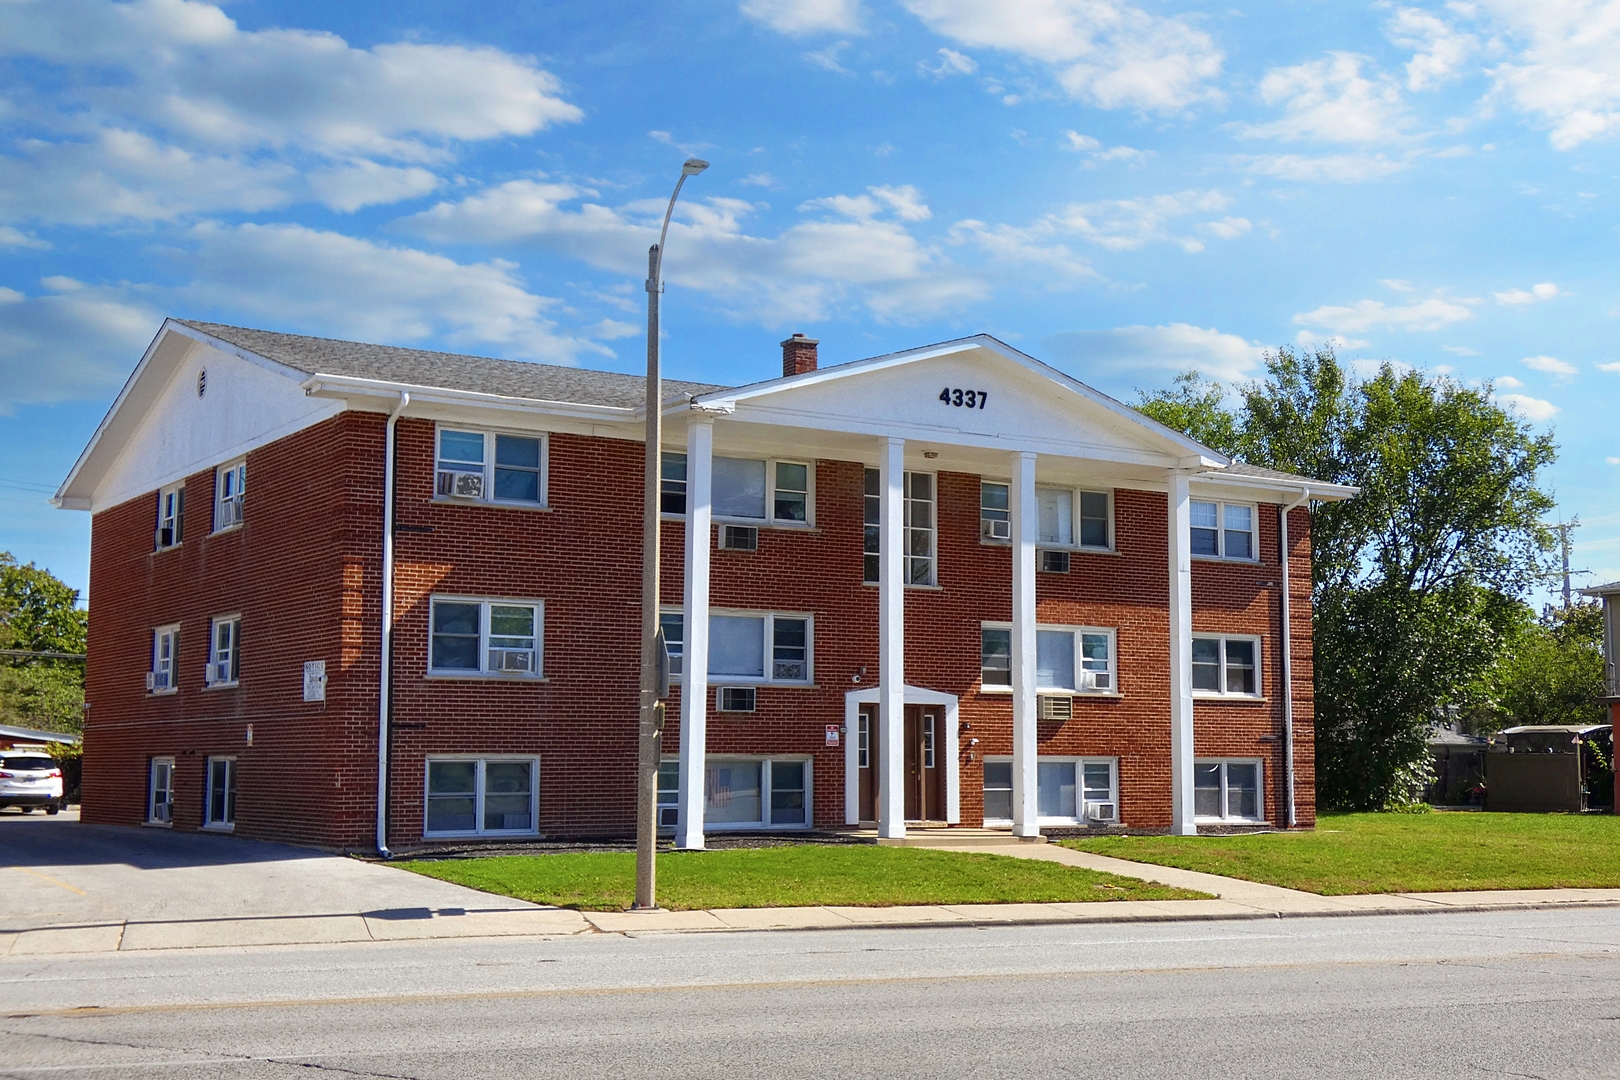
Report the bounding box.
[982,518,1011,541]
[488,648,534,673]
[1038,695,1073,721]
[658,805,679,828]
[1086,801,1117,823]
[1040,550,1070,573]
[716,686,756,713]
[157,525,175,547]
[718,525,758,551]
[1082,670,1112,692]
[436,469,484,499]
[218,498,243,528]
[144,672,157,691]
[210,662,232,685]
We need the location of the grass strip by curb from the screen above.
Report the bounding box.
[1062,811,1620,895]
[401,844,1209,911]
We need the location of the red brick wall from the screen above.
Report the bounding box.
[85,408,1322,848]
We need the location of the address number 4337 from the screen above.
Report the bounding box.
[939,387,988,409]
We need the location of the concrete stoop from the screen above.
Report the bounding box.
[869,828,1048,848]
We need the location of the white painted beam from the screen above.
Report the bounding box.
[1167,470,1196,836]
[877,436,906,839]
[676,419,714,850]
[1010,450,1040,839]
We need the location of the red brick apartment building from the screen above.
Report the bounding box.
[54,319,1354,852]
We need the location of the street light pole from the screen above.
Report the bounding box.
[635,157,709,912]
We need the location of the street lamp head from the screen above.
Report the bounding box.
[682,158,711,175]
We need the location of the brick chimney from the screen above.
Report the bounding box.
[781,333,819,377]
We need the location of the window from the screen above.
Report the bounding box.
[151,625,179,693]
[434,427,546,506]
[983,757,1117,825]
[155,485,184,550]
[706,612,812,684]
[904,472,935,585]
[214,460,245,531]
[206,616,239,687]
[661,452,687,515]
[1036,487,1111,550]
[1191,635,1260,697]
[981,482,1010,541]
[864,468,881,583]
[1190,500,1255,560]
[205,757,236,829]
[424,757,539,837]
[981,627,1011,687]
[659,611,684,675]
[1195,760,1262,822]
[711,457,813,524]
[429,598,543,677]
[657,761,680,827]
[661,757,810,829]
[148,758,174,824]
[857,714,870,769]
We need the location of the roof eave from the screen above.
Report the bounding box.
[301,374,638,422]
[1195,473,1360,502]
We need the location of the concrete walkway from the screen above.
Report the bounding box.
[5,813,1620,954]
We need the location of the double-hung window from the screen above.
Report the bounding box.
[980,627,1012,687]
[984,757,1118,825]
[660,452,688,515]
[151,625,179,693]
[1036,487,1111,550]
[864,469,882,582]
[214,461,245,531]
[659,611,684,675]
[206,616,239,687]
[435,426,547,506]
[862,469,935,584]
[155,484,184,550]
[1191,635,1260,697]
[660,756,809,829]
[1195,760,1262,821]
[429,598,543,677]
[705,611,812,684]
[981,625,1116,693]
[980,482,1011,541]
[424,757,539,837]
[205,757,236,829]
[710,457,813,525]
[148,758,174,825]
[1190,500,1255,560]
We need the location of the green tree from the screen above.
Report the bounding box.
[1135,371,1244,458]
[1477,600,1607,730]
[1139,348,1558,810]
[0,553,87,734]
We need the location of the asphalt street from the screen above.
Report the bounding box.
[2,907,1618,1078]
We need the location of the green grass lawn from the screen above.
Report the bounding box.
[400,845,1208,911]
[1063,812,1620,895]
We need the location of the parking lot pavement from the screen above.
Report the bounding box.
[0,809,590,952]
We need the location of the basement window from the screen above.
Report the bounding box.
[424,757,539,837]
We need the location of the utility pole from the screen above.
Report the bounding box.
[635,157,709,912]
[1559,522,1572,610]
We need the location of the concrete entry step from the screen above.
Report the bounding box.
[845,827,1049,849]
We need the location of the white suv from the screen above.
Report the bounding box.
[0,749,65,814]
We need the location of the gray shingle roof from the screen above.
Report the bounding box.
[177,321,727,410]
[1221,462,1334,487]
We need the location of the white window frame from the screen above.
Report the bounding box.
[1191,633,1262,699]
[204,756,236,830]
[708,456,816,527]
[151,625,179,694]
[427,596,545,679]
[701,609,814,686]
[660,450,688,517]
[659,754,812,831]
[147,757,174,826]
[979,622,1117,695]
[980,480,1011,543]
[213,460,245,533]
[1194,758,1265,823]
[155,483,184,550]
[1032,486,1114,552]
[205,615,240,688]
[422,755,541,838]
[983,756,1118,826]
[903,471,936,586]
[1189,498,1258,562]
[433,424,550,509]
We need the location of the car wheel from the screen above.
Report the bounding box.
[20,806,34,814]
[46,803,60,816]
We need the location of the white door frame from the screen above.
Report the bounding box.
[843,685,960,825]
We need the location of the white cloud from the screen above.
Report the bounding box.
[901,0,1224,112]
[1477,0,1620,149]
[1494,282,1560,305]
[739,0,862,35]
[1062,131,1152,166]
[1043,189,1238,253]
[1387,7,1479,91]
[308,161,440,214]
[1522,354,1578,380]
[0,226,49,250]
[870,184,932,221]
[1496,374,1525,387]
[1196,216,1251,240]
[1608,456,1620,465]
[1597,361,1620,372]
[1442,344,1480,355]
[0,0,580,222]
[1239,53,1407,144]
[921,47,977,78]
[741,173,779,188]
[1497,392,1560,421]
[947,220,1097,281]
[0,277,161,411]
[803,40,853,73]
[180,222,610,363]
[1044,323,1265,383]
[1233,152,1412,183]
[402,178,985,325]
[1433,364,1455,374]
[1294,293,1480,334]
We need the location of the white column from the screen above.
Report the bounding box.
[676,419,714,850]
[1009,451,1040,838]
[877,436,906,839]
[1167,470,1196,836]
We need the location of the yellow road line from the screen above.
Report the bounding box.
[4,866,88,896]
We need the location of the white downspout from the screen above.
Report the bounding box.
[377,392,409,857]
[1279,487,1310,828]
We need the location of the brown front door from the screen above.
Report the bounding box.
[904,704,943,821]
[858,704,877,823]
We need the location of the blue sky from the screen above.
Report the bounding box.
[3,0,1617,604]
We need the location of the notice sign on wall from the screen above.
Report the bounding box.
[825,724,839,746]
[303,660,327,702]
